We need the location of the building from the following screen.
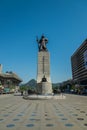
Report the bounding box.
[0,64,22,93]
[71,39,87,86]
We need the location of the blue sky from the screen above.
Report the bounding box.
[0,0,87,83]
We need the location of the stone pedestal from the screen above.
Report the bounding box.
[42,82,52,94]
[37,51,53,94]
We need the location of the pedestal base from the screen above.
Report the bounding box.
[37,82,53,94]
[23,94,66,100]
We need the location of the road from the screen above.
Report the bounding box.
[0,94,87,130]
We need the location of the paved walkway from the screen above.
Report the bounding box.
[0,94,87,130]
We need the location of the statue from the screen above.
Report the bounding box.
[36,35,48,51]
[42,75,47,82]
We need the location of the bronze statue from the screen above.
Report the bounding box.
[36,35,48,51]
[42,75,47,82]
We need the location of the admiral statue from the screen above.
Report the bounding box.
[36,35,48,51]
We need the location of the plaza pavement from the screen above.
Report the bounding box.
[0,94,87,130]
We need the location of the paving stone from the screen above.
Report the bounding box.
[0,94,87,130]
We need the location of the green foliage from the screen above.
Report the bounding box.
[20,86,28,91]
[52,86,61,94]
[71,85,75,90]
[20,86,36,91]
